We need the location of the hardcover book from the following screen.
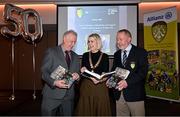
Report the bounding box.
[82,69,115,80]
[50,65,74,88]
[107,67,130,88]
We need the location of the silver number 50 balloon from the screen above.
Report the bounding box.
[0,3,43,100]
[1,3,43,43]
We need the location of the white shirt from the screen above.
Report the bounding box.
[121,44,132,63]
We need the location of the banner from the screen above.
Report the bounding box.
[144,7,179,101]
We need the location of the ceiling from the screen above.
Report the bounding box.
[0,0,180,4]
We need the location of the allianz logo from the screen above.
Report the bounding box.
[147,11,172,22]
[165,12,172,20]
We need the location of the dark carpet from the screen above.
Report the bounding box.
[0,90,180,116]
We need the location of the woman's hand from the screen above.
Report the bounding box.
[106,79,111,88]
[90,77,100,84]
[80,67,87,73]
[99,77,107,83]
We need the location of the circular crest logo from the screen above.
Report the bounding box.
[151,21,167,43]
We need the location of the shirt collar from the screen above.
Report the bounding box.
[61,45,71,57]
[123,44,132,52]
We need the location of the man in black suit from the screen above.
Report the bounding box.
[41,30,80,116]
[110,29,148,116]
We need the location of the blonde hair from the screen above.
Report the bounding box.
[88,33,102,50]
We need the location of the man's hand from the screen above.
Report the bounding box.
[116,80,128,91]
[91,77,100,84]
[54,80,69,89]
[72,72,80,80]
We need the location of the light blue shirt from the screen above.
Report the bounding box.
[121,44,132,63]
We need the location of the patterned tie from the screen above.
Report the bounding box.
[122,50,127,67]
[65,51,71,69]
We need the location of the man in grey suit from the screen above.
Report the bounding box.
[41,30,80,116]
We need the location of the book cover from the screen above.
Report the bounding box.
[50,65,75,88]
[107,67,130,88]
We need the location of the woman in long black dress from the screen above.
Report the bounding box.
[76,33,111,116]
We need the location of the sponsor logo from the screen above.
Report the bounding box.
[147,11,173,22]
[165,12,172,19]
[147,15,164,22]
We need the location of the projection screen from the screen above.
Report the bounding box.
[58,4,138,55]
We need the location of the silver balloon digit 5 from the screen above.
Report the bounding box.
[1,4,23,38]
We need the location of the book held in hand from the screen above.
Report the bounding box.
[82,69,115,80]
[107,67,130,88]
[50,65,74,88]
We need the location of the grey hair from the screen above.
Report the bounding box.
[63,30,77,38]
[117,29,132,38]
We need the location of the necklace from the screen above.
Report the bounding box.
[89,51,103,72]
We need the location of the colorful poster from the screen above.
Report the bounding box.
[144,7,179,101]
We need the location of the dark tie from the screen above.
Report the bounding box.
[122,50,127,67]
[65,51,71,69]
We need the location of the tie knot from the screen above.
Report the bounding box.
[65,51,70,54]
[123,50,127,54]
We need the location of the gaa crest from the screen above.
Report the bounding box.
[130,62,135,69]
[76,8,84,18]
[151,21,167,43]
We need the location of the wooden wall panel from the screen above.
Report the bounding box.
[0,36,12,89]
[0,24,57,90]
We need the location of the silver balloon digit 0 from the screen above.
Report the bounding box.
[22,9,43,43]
[21,9,43,100]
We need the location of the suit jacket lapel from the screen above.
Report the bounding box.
[57,46,68,69]
[125,45,135,67]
